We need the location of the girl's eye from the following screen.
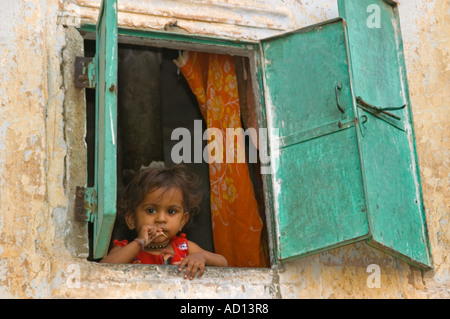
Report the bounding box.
[146,208,156,214]
[167,209,177,215]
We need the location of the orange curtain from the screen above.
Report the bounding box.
[175,51,265,267]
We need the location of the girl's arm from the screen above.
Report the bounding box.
[101,225,160,263]
[99,241,141,264]
[177,240,228,279]
[192,242,228,267]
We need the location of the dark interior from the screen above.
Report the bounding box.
[84,40,267,262]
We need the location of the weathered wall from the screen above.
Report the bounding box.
[0,0,66,297]
[0,0,448,298]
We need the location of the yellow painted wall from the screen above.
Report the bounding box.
[0,0,448,298]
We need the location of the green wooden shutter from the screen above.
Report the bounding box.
[260,6,432,270]
[261,19,370,261]
[89,0,118,259]
[338,0,432,269]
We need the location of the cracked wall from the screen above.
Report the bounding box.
[0,0,448,298]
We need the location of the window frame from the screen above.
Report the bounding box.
[78,23,280,266]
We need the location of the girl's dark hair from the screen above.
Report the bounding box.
[117,164,202,226]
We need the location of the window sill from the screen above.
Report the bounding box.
[95,262,276,282]
[66,262,281,298]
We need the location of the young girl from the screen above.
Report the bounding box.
[100,165,228,279]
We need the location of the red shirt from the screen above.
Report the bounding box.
[113,233,189,265]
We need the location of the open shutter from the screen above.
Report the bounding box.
[261,19,369,261]
[339,0,432,269]
[89,0,118,259]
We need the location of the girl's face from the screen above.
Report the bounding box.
[126,187,189,244]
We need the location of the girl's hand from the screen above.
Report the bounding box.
[137,225,163,246]
[177,253,207,280]
[175,240,227,279]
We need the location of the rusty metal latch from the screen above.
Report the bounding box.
[356,96,405,120]
[74,57,96,89]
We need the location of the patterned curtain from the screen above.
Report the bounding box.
[175,51,265,267]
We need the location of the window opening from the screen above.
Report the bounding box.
[84,40,270,267]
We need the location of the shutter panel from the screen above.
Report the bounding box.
[339,0,432,269]
[92,0,118,259]
[261,19,369,261]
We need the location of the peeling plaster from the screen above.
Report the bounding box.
[62,0,339,40]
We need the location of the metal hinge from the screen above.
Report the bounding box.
[74,186,97,222]
[74,57,96,89]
